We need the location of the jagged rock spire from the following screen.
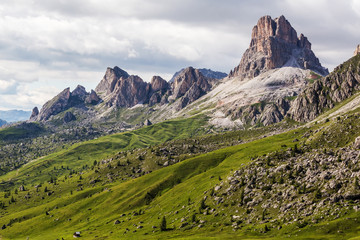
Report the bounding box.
[230,15,328,79]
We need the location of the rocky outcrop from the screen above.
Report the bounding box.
[229,15,328,79]
[144,119,152,126]
[150,76,169,93]
[171,67,215,110]
[149,76,170,106]
[33,85,99,122]
[86,90,101,105]
[35,88,71,121]
[288,54,360,122]
[63,112,76,123]
[106,75,150,108]
[354,44,360,56]
[95,67,130,95]
[30,107,39,120]
[170,68,227,82]
[230,98,290,126]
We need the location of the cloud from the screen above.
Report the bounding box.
[0,0,359,110]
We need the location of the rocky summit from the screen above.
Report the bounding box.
[354,44,360,56]
[229,15,328,79]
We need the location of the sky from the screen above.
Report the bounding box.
[0,0,359,111]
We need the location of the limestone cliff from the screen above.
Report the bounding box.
[229,15,328,79]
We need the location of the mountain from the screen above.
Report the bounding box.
[165,15,328,128]
[31,85,100,122]
[28,15,329,130]
[170,68,227,82]
[0,119,7,127]
[229,15,328,79]
[0,110,31,123]
[289,49,360,122]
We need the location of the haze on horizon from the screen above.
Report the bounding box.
[0,0,359,111]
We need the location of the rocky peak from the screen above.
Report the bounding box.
[288,54,360,122]
[354,44,360,56]
[86,90,101,105]
[95,66,129,95]
[230,15,328,79]
[172,67,211,99]
[35,87,71,121]
[30,107,39,120]
[71,85,87,99]
[150,76,169,93]
[106,75,150,108]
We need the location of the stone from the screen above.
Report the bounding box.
[144,119,152,126]
[114,220,120,224]
[354,136,360,149]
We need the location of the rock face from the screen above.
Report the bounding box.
[30,107,39,119]
[63,112,76,123]
[288,54,360,122]
[105,75,150,108]
[149,76,170,106]
[229,15,328,79]
[33,85,98,121]
[170,68,227,82]
[36,88,71,121]
[95,66,216,110]
[170,67,215,110]
[95,67,130,95]
[86,90,101,105]
[354,44,360,56]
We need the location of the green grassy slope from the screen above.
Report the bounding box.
[1,110,360,239]
[0,125,306,239]
[0,115,208,188]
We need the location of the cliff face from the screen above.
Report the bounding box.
[95,66,216,110]
[354,44,360,56]
[288,54,360,122]
[95,67,130,95]
[106,75,151,108]
[230,15,328,79]
[31,85,99,122]
[170,67,216,110]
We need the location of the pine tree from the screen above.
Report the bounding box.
[160,216,167,231]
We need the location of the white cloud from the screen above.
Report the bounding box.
[0,0,359,110]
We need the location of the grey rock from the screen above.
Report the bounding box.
[30,107,39,120]
[63,112,76,123]
[230,15,328,79]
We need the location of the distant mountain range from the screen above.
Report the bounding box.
[29,15,330,130]
[0,119,7,127]
[0,110,31,123]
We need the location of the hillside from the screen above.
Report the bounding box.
[0,102,360,239]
